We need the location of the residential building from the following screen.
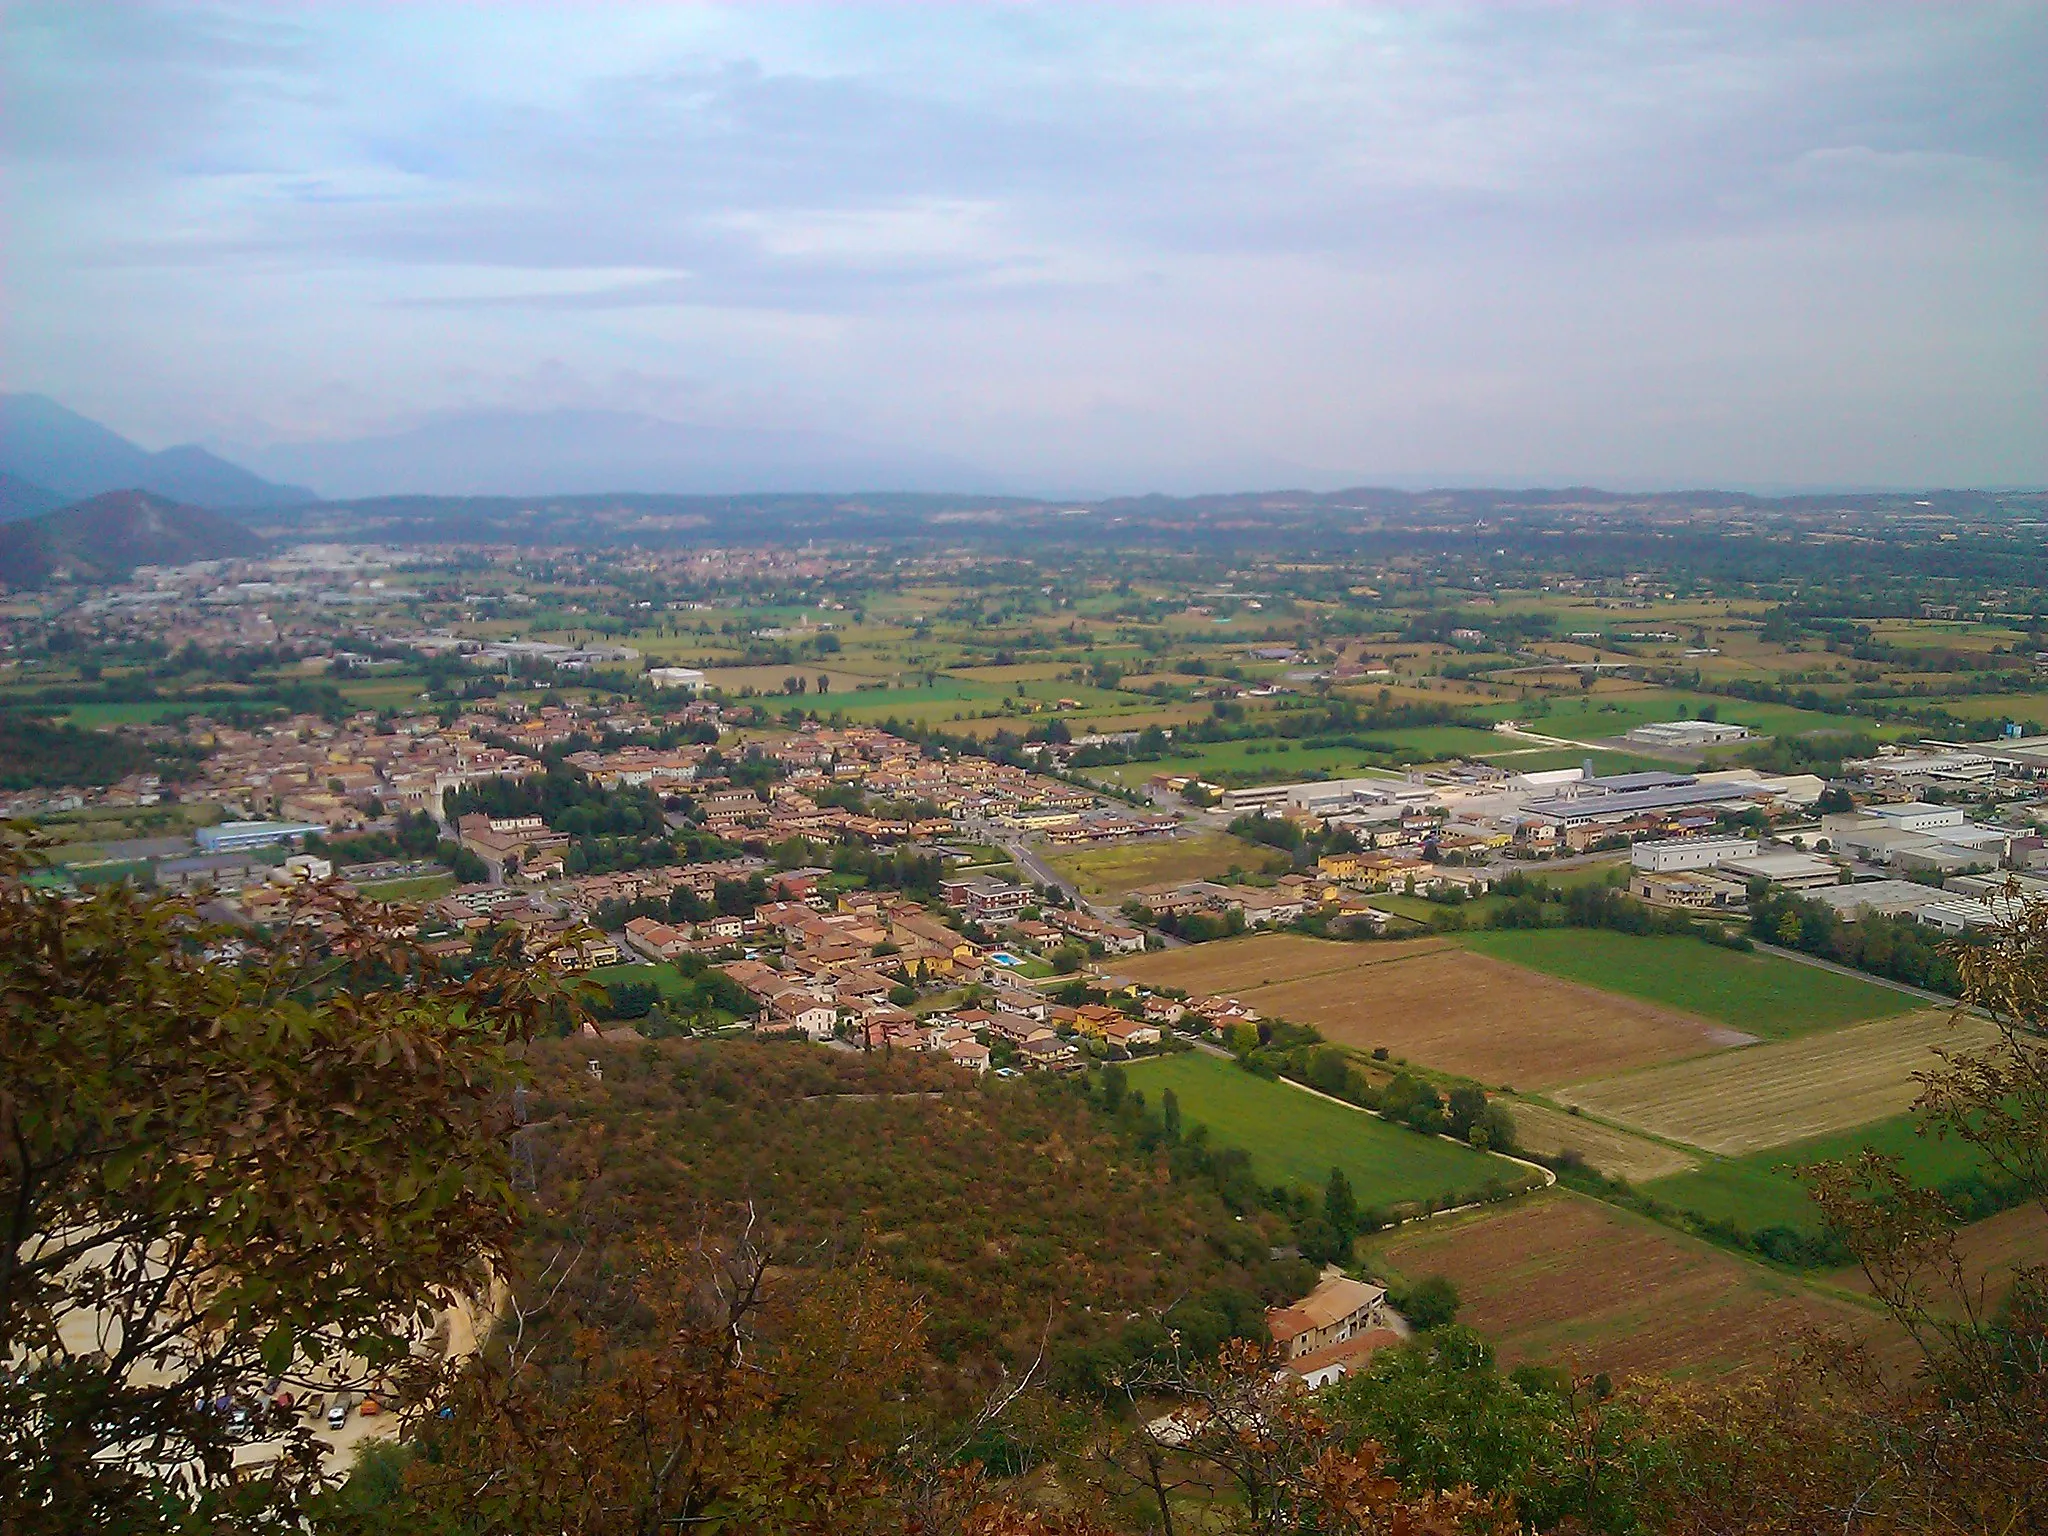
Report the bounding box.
[761,990,837,1041]
[1277,1328,1404,1390]
[1267,1276,1391,1360]
[939,876,1033,924]
[1017,1034,1081,1070]
[1631,870,1747,909]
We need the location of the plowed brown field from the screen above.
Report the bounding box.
[1830,1202,2048,1312]
[1369,1192,1901,1378]
[1100,933,1452,994]
[1260,948,1739,1090]
[1504,1101,1698,1182]
[1102,935,1737,1089]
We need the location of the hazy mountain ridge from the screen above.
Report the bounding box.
[0,489,265,589]
[242,406,1000,500]
[0,395,315,510]
[0,470,68,523]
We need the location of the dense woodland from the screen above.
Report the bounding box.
[0,714,206,791]
[516,1040,1311,1412]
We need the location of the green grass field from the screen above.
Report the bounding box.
[1124,1051,1537,1210]
[48,701,242,726]
[1640,1113,1991,1235]
[1459,929,1915,1039]
[355,873,457,903]
[337,674,433,708]
[1047,831,1290,897]
[1471,746,1684,775]
[1479,692,1898,743]
[589,960,691,1001]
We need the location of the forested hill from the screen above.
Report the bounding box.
[0,489,264,588]
[518,1037,1310,1412]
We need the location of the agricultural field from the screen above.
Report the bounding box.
[1555,1009,2002,1156]
[1122,1051,1537,1211]
[1483,690,1901,744]
[53,701,240,726]
[1829,1201,2048,1311]
[1103,932,1454,993]
[335,672,432,709]
[1458,930,1917,1039]
[1107,933,1739,1088]
[1465,746,1679,775]
[1638,1112,1992,1237]
[1366,1191,1901,1377]
[1503,1101,1699,1183]
[1254,947,1739,1091]
[1046,830,1290,898]
[698,664,891,697]
[28,802,222,848]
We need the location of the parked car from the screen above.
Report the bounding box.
[325,1398,349,1431]
[357,1396,381,1418]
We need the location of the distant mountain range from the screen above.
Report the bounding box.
[0,394,314,513]
[241,407,997,499]
[0,470,68,523]
[0,489,264,589]
[4,395,2040,565]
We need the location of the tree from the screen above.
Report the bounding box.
[1326,1327,1639,1531]
[1324,1166,1359,1247]
[1477,1102,1517,1153]
[1098,1339,1515,1535]
[1446,1085,1489,1141]
[1160,1087,1181,1141]
[1802,889,2048,1530]
[1395,1275,1461,1330]
[0,833,585,1529]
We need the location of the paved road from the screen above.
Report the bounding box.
[993,829,1198,945]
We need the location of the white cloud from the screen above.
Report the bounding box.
[1,1,2041,488]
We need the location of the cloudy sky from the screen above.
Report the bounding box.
[5,2,2043,494]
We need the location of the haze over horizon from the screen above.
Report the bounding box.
[5,3,2044,499]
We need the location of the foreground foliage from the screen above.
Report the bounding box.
[0,832,583,1531]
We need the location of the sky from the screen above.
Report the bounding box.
[4,2,2044,495]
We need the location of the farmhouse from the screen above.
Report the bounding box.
[1267,1275,1391,1360]
[1277,1327,1405,1389]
